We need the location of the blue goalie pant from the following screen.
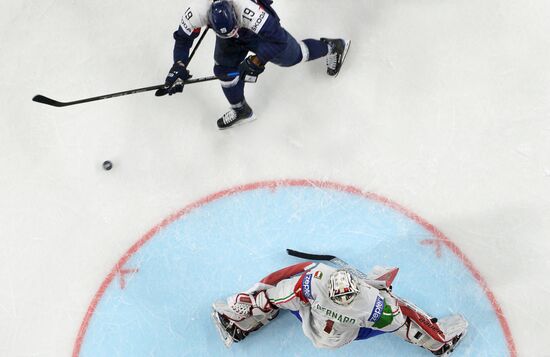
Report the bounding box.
[289,310,388,341]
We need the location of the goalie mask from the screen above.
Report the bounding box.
[208,0,239,38]
[328,270,359,305]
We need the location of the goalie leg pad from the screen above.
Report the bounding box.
[395,318,445,352]
[394,313,468,354]
[398,301,446,343]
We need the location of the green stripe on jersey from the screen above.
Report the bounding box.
[270,292,295,303]
[372,302,394,329]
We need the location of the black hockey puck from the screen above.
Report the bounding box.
[102,160,113,171]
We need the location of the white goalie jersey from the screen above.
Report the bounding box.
[266,263,404,349]
[212,260,467,355]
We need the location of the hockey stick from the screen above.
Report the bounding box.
[32,75,222,107]
[187,27,209,65]
[292,249,430,312]
[287,249,440,323]
[32,28,212,107]
[286,249,370,280]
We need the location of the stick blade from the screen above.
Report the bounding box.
[32,95,66,107]
[286,249,336,261]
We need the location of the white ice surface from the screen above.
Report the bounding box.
[1,0,550,355]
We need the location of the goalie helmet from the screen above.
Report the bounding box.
[208,0,239,38]
[328,270,359,305]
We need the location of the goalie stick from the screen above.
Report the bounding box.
[286,249,372,281]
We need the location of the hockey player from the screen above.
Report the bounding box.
[212,261,468,355]
[158,0,351,129]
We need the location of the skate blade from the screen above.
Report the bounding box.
[218,114,257,130]
[211,310,235,348]
[333,40,351,78]
[442,329,468,356]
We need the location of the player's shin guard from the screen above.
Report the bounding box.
[214,64,245,105]
[301,39,329,61]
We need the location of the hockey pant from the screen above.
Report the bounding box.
[213,30,328,105]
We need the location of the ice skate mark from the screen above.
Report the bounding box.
[420,239,445,258]
[266,181,278,193]
[116,266,139,289]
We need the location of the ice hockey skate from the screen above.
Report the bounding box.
[431,315,468,356]
[211,309,247,347]
[217,101,256,129]
[321,38,351,77]
[434,331,467,356]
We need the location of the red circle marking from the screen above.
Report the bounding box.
[72,179,517,356]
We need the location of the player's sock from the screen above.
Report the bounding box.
[301,39,329,61]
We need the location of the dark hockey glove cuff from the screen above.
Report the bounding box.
[239,55,265,83]
[156,61,191,96]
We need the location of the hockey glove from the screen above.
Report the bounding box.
[239,55,265,83]
[156,61,191,96]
